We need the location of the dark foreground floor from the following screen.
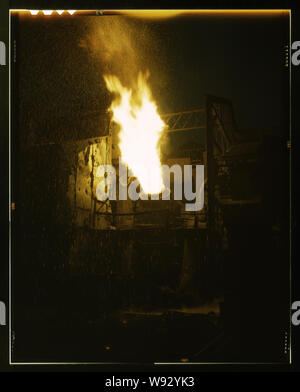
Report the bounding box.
[12,302,230,363]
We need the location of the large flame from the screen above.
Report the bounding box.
[104,72,165,195]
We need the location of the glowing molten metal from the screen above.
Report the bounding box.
[104,73,165,195]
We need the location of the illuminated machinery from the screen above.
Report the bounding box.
[66,95,241,233]
[61,95,256,299]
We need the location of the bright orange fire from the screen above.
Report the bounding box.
[104,72,165,195]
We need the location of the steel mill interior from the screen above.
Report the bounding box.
[11,11,290,364]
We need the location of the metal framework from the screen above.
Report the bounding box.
[161,108,205,133]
